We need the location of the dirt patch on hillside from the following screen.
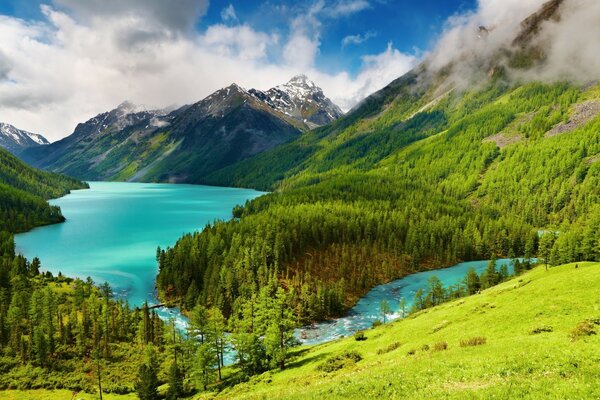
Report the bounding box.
[546,100,600,137]
[484,133,523,149]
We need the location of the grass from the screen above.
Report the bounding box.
[2,263,598,399]
[0,390,137,400]
[200,263,600,399]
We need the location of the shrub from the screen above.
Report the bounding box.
[406,349,416,356]
[317,351,362,373]
[530,325,553,334]
[460,336,487,347]
[433,341,448,351]
[376,342,401,355]
[570,318,600,341]
[421,344,430,351]
[372,320,383,328]
[354,331,367,341]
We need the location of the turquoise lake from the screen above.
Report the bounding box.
[14,181,264,311]
[15,181,526,355]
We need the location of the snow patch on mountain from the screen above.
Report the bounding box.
[0,122,49,154]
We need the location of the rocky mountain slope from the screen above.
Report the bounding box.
[0,122,49,155]
[249,74,343,128]
[20,77,342,182]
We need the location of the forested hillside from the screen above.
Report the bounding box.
[158,74,600,323]
[0,148,88,232]
[0,231,176,394]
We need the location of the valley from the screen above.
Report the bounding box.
[0,0,599,398]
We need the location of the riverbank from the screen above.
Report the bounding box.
[210,262,600,399]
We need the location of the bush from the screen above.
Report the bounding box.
[421,344,430,351]
[376,342,401,355]
[460,336,487,347]
[317,351,362,373]
[372,320,383,328]
[570,318,599,341]
[530,325,553,334]
[406,349,416,356]
[433,341,448,351]
[354,331,367,341]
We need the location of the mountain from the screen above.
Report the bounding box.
[0,147,87,233]
[0,122,49,155]
[20,77,342,183]
[157,0,600,325]
[249,74,343,128]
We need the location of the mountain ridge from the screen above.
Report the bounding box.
[20,76,342,183]
[0,122,49,155]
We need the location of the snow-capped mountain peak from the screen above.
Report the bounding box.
[249,75,343,128]
[0,122,49,154]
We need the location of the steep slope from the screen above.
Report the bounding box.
[0,147,87,233]
[215,263,600,399]
[157,0,600,325]
[20,77,342,183]
[0,122,49,155]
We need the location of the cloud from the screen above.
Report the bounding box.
[342,31,376,47]
[221,4,239,23]
[0,1,414,140]
[0,50,13,80]
[325,0,371,17]
[425,0,600,88]
[53,0,209,32]
[526,0,600,82]
[325,42,417,110]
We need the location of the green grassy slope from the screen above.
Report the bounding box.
[211,263,600,399]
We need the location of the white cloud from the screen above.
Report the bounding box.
[425,0,600,88]
[0,1,415,141]
[221,4,238,23]
[325,0,371,18]
[342,31,376,47]
[319,42,417,110]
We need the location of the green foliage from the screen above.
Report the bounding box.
[317,351,362,373]
[157,80,599,335]
[0,148,87,233]
[135,363,159,400]
[165,361,184,400]
[569,318,599,341]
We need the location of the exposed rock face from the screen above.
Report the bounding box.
[512,0,565,47]
[249,75,344,129]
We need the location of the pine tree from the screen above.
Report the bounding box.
[166,361,184,400]
[135,364,159,400]
[193,343,216,391]
[264,288,297,370]
[380,299,391,323]
[465,267,481,295]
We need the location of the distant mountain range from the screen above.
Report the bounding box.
[19,75,343,183]
[0,122,49,155]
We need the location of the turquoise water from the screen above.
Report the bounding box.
[298,259,521,345]
[14,182,264,311]
[15,182,528,362]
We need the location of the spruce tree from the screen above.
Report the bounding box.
[166,361,184,400]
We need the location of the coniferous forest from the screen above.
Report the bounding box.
[1,1,600,397]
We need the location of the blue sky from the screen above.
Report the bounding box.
[0,0,478,139]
